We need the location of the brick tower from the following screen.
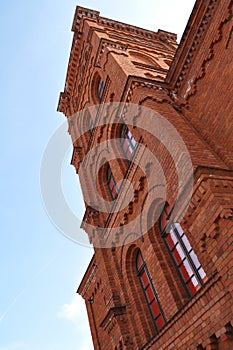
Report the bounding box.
[58,1,233,349]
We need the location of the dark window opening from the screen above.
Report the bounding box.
[136,250,166,332]
[121,124,137,159]
[97,77,105,102]
[107,165,119,200]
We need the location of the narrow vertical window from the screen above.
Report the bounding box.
[88,118,93,135]
[97,77,105,102]
[107,165,119,200]
[136,250,165,332]
[121,124,137,159]
[160,203,207,296]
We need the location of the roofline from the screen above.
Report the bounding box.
[166,0,210,86]
[57,5,178,114]
[76,253,96,296]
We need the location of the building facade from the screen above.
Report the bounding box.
[58,1,233,349]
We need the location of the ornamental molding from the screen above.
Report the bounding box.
[72,7,100,33]
[99,305,126,332]
[80,263,97,297]
[78,55,94,111]
[73,43,93,110]
[98,18,176,44]
[95,38,128,68]
[168,0,232,108]
[184,2,232,106]
[109,176,146,247]
[167,0,218,89]
[58,6,177,114]
[184,170,233,242]
[125,79,170,104]
[198,321,233,349]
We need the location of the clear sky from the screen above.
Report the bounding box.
[1,1,195,349]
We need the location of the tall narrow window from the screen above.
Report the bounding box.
[88,118,93,136]
[97,77,105,102]
[136,250,165,332]
[121,124,137,159]
[107,165,119,200]
[160,203,207,296]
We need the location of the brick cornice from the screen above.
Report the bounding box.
[94,38,128,68]
[99,305,126,331]
[183,168,233,242]
[123,76,170,104]
[77,255,96,297]
[166,0,232,107]
[166,0,218,87]
[58,6,177,115]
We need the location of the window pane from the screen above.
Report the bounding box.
[174,223,183,236]
[198,267,207,281]
[182,234,192,252]
[145,285,155,303]
[126,147,132,159]
[187,279,196,295]
[173,247,182,265]
[107,167,111,181]
[151,299,160,318]
[97,79,104,100]
[190,250,201,269]
[109,178,115,188]
[140,271,149,288]
[191,275,198,287]
[110,187,116,196]
[170,229,178,245]
[131,137,136,147]
[176,243,185,261]
[128,145,133,154]
[123,139,128,150]
[166,232,175,249]
[156,315,165,330]
[127,130,133,139]
[137,252,143,270]
[122,126,136,158]
[183,259,193,279]
[180,262,190,282]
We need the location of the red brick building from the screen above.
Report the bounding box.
[58,1,233,349]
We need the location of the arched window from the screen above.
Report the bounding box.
[136,250,165,332]
[120,124,137,159]
[160,203,207,296]
[106,165,119,200]
[97,77,105,102]
[91,72,105,104]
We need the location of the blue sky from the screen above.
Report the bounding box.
[0,1,195,349]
